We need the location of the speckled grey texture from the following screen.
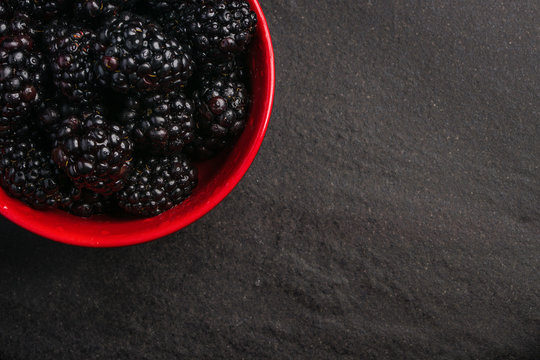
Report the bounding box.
[0,1,539,359]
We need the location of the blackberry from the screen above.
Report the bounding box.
[182,0,257,61]
[0,33,46,135]
[9,0,67,20]
[48,26,102,103]
[66,189,110,217]
[117,154,197,217]
[52,106,134,195]
[185,75,248,159]
[0,139,65,209]
[121,91,194,155]
[95,12,194,94]
[74,0,135,22]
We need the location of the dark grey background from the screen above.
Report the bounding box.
[1,1,539,359]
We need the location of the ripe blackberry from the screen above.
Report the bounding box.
[185,75,248,159]
[74,0,135,22]
[9,0,67,20]
[0,139,65,209]
[52,106,134,195]
[66,189,110,217]
[95,12,194,94]
[48,26,102,103]
[0,34,46,135]
[121,91,194,155]
[117,154,197,217]
[182,0,257,61]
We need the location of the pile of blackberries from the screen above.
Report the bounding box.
[0,0,257,217]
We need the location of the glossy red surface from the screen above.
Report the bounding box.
[0,0,275,247]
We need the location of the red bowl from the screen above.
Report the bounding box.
[0,0,275,247]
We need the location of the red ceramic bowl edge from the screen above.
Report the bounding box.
[0,0,275,247]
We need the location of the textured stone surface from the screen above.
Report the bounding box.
[0,1,539,359]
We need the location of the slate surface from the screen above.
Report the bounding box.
[0,1,539,359]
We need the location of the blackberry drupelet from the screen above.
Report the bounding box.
[0,139,65,209]
[95,12,194,94]
[52,106,134,195]
[0,33,46,136]
[121,91,194,155]
[185,75,249,159]
[117,154,197,217]
[74,0,135,22]
[48,26,102,103]
[182,0,257,61]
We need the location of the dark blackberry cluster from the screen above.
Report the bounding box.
[121,91,194,155]
[0,138,68,209]
[52,106,134,195]
[182,0,257,61]
[117,154,197,217]
[95,12,194,93]
[48,25,102,103]
[0,0,257,218]
[186,75,249,159]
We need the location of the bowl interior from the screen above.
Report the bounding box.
[0,0,275,247]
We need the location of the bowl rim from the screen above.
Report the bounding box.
[0,0,275,247]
